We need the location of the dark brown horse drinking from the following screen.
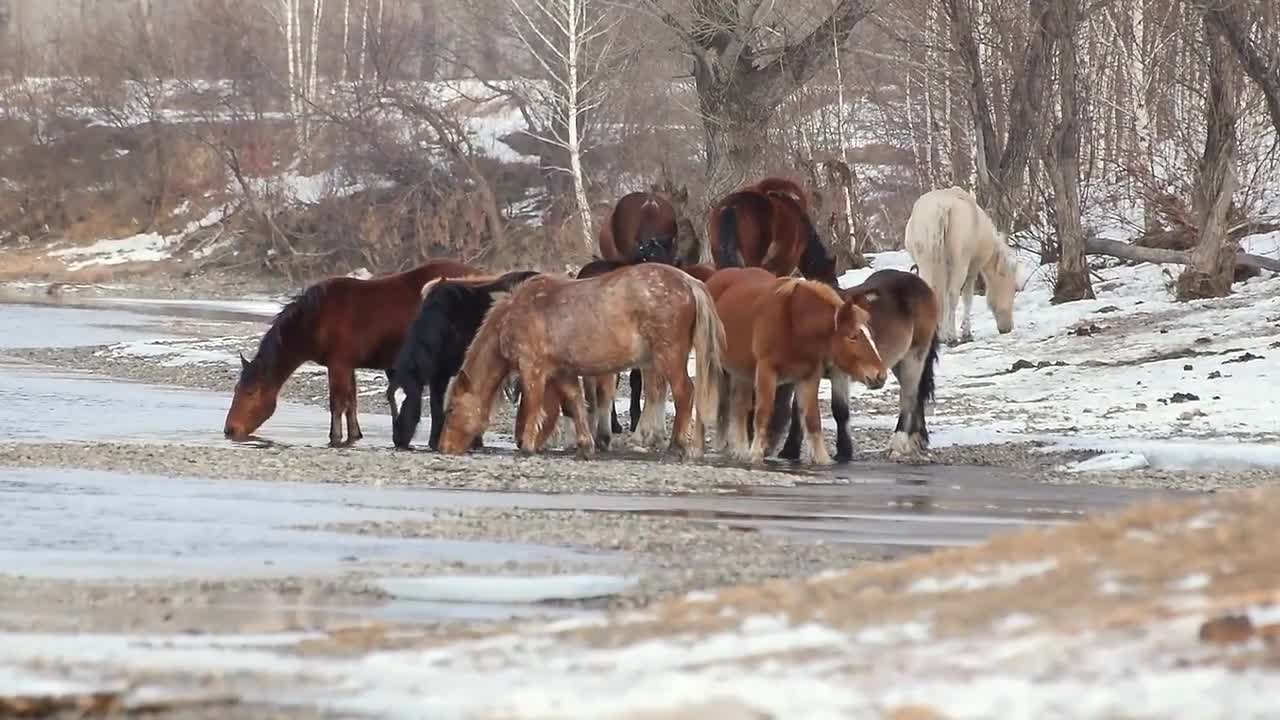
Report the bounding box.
[598,191,680,266]
[224,258,477,446]
[438,263,725,460]
[708,177,838,286]
[773,269,943,462]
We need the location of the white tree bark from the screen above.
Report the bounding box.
[831,26,857,256]
[359,0,370,81]
[341,0,351,81]
[508,0,618,249]
[308,0,325,103]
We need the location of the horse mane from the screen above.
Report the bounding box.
[240,283,326,385]
[775,277,842,308]
[458,290,515,380]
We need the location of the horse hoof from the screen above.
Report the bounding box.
[575,445,595,461]
[594,434,611,452]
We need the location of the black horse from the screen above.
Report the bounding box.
[388,270,541,450]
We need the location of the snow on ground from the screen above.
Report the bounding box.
[829,242,1280,468]
[47,206,232,271]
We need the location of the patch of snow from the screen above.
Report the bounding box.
[907,559,1058,594]
[1170,574,1210,592]
[994,613,1039,634]
[372,575,637,604]
[49,232,175,270]
[1185,511,1224,531]
[346,267,373,280]
[1063,452,1150,473]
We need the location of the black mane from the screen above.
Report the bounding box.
[239,283,327,385]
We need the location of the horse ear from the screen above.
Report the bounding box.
[239,352,249,369]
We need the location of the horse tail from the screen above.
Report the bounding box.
[715,205,744,268]
[677,272,726,433]
[905,193,953,316]
[915,333,941,446]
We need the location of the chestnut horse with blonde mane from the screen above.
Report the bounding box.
[774,269,943,462]
[705,267,887,466]
[438,263,725,460]
[224,258,477,446]
[708,177,838,286]
[599,190,682,266]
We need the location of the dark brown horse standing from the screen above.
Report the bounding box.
[599,191,680,266]
[773,269,943,462]
[708,177,838,286]
[224,258,477,446]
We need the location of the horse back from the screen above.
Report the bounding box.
[843,269,939,363]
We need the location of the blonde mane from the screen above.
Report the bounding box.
[775,276,842,307]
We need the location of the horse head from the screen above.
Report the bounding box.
[832,292,888,390]
[224,350,278,441]
[634,235,678,266]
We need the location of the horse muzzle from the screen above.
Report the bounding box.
[864,372,888,390]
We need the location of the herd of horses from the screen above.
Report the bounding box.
[223,179,1023,467]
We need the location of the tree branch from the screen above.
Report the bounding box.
[1086,237,1280,273]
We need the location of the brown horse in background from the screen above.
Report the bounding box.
[438,264,725,460]
[705,267,886,466]
[774,269,943,462]
[224,258,477,446]
[599,191,680,266]
[708,177,838,286]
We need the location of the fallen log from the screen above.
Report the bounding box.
[1085,237,1280,273]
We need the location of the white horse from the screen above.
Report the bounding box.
[904,186,1019,345]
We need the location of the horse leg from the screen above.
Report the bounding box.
[326,367,352,447]
[515,369,547,455]
[384,369,399,424]
[727,375,753,462]
[659,353,696,460]
[552,374,595,460]
[747,365,779,466]
[772,384,801,461]
[594,373,616,451]
[797,375,833,466]
[957,270,977,345]
[535,381,564,451]
[713,369,732,453]
[889,355,928,459]
[629,368,643,432]
[919,262,955,345]
[426,374,450,451]
[632,370,667,449]
[828,370,853,461]
[344,371,363,443]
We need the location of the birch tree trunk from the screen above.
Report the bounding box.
[308,0,324,104]
[341,0,351,82]
[509,0,617,250]
[1176,15,1240,300]
[358,0,369,80]
[831,26,863,263]
[564,0,592,248]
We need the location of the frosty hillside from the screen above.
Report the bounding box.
[2,0,1280,718]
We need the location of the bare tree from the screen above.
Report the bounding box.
[640,0,873,200]
[508,0,618,248]
[1047,0,1094,302]
[945,0,1056,230]
[1198,0,1280,140]
[1177,12,1240,299]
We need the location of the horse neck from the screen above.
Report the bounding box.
[457,322,510,411]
